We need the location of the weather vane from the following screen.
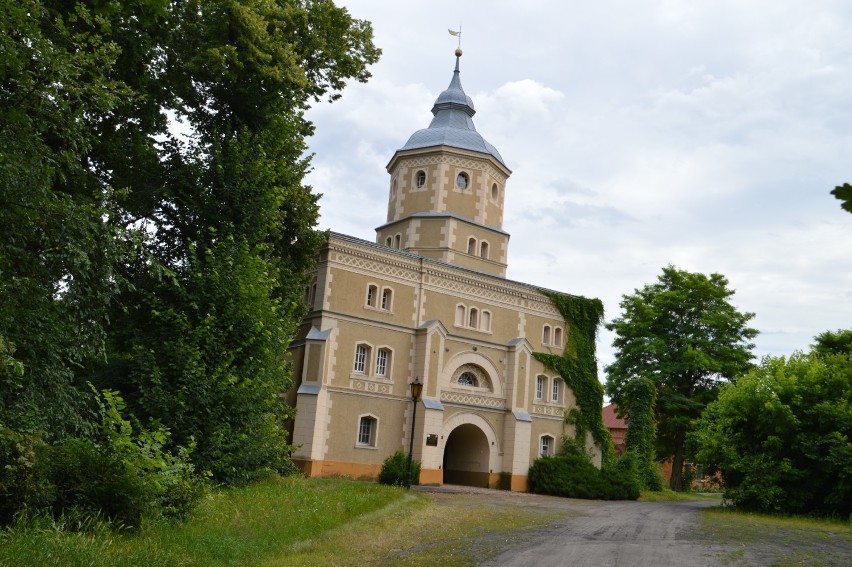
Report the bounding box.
[448,25,462,52]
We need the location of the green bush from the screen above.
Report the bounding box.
[693,350,851,516]
[529,441,640,500]
[0,428,53,525]
[377,450,420,487]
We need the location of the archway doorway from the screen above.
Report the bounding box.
[442,423,491,487]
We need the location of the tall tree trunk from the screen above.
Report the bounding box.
[669,437,685,491]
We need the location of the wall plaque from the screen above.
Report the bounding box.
[426,434,439,446]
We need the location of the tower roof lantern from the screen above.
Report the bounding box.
[398,50,506,167]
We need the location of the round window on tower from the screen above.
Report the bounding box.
[415,170,426,189]
[456,172,469,190]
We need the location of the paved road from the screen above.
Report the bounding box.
[479,498,723,567]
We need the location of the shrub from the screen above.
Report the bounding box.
[0,428,53,525]
[693,350,851,516]
[529,442,640,500]
[377,450,420,487]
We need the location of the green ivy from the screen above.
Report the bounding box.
[533,292,614,465]
[623,378,663,490]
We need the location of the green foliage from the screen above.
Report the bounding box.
[528,443,640,500]
[378,450,421,487]
[605,265,758,490]
[692,350,851,516]
[1,388,204,529]
[812,328,852,356]
[831,182,852,214]
[533,292,613,463]
[623,378,664,491]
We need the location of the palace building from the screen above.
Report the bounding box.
[286,50,602,491]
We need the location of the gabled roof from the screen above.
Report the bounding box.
[602,403,627,430]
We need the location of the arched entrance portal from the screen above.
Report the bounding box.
[443,423,491,487]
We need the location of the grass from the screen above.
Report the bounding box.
[698,507,852,566]
[0,477,564,566]
[639,488,723,502]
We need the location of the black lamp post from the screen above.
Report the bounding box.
[405,376,423,489]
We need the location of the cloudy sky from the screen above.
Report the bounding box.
[304,0,852,374]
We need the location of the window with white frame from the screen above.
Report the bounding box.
[551,377,561,403]
[415,170,426,188]
[455,304,466,326]
[354,344,370,374]
[540,435,554,457]
[467,237,476,255]
[381,288,393,310]
[366,284,377,307]
[543,325,551,345]
[357,415,377,446]
[376,348,390,378]
[535,375,546,400]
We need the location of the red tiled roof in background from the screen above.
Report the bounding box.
[602,403,627,430]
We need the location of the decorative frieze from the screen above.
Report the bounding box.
[441,391,506,409]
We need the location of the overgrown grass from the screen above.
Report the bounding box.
[0,476,413,566]
[0,477,564,566]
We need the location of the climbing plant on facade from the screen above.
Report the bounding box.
[533,292,614,464]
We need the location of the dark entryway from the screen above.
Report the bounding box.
[442,423,491,487]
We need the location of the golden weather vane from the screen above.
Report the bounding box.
[448,25,462,50]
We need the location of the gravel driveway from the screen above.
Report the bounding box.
[415,485,850,566]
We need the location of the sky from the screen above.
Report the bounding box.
[303,0,852,376]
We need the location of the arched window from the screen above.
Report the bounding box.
[394,233,401,249]
[455,304,466,326]
[366,284,378,307]
[354,344,371,374]
[381,288,393,310]
[481,310,492,332]
[491,183,499,201]
[543,325,552,345]
[535,375,546,400]
[480,241,489,259]
[551,377,561,403]
[554,327,563,347]
[357,415,378,447]
[376,348,391,378]
[467,237,476,255]
[385,236,392,247]
[415,170,426,188]
[468,307,478,328]
[457,372,478,387]
[540,435,555,457]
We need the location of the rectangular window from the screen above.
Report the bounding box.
[358,416,374,445]
[354,345,367,374]
[535,376,545,400]
[552,379,560,402]
[381,288,392,310]
[540,436,552,457]
[376,349,388,377]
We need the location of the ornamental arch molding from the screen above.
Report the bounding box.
[440,412,502,475]
[440,351,504,398]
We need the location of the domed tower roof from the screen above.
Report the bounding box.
[399,50,506,167]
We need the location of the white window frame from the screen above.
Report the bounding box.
[381,287,393,311]
[535,375,546,400]
[467,237,477,255]
[480,240,489,259]
[540,435,554,457]
[415,170,426,188]
[376,348,390,378]
[357,415,378,447]
[366,284,377,307]
[554,327,563,347]
[543,325,552,345]
[551,377,561,403]
[354,344,370,374]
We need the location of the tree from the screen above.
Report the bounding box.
[622,378,663,491]
[812,329,852,356]
[2,0,380,485]
[692,348,851,516]
[605,266,758,490]
[831,183,852,214]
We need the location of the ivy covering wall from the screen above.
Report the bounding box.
[532,291,614,464]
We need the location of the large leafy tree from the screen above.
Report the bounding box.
[605,266,758,490]
[2,0,380,483]
[693,344,851,516]
[831,182,852,214]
